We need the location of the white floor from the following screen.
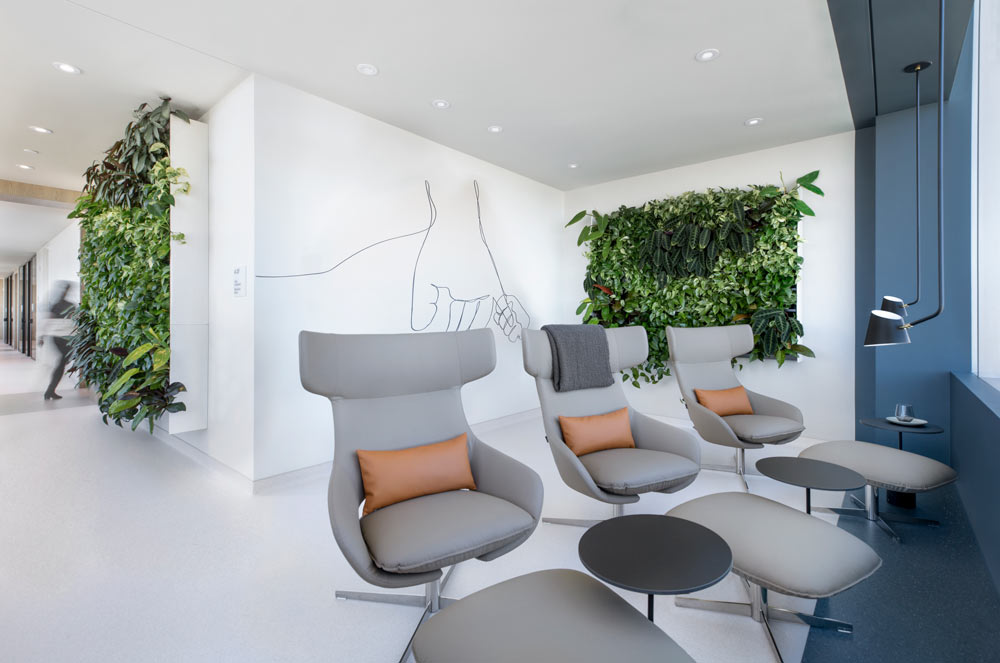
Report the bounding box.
[0,346,848,663]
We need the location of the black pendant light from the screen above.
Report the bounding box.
[865,0,947,347]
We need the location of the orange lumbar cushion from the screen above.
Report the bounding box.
[558,406,636,457]
[356,433,476,516]
[694,386,754,416]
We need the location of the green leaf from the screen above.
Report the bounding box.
[793,199,815,216]
[800,182,824,196]
[108,397,141,415]
[124,342,154,366]
[796,170,820,185]
[789,343,815,358]
[105,367,140,396]
[152,348,169,370]
[566,210,587,227]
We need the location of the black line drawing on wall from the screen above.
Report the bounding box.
[257,180,530,342]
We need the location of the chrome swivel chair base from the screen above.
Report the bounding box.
[813,485,939,543]
[336,565,458,663]
[675,578,851,663]
[542,502,625,528]
[702,447,751,492]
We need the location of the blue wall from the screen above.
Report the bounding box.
[858,15,975,463]
[951,373,1000,589]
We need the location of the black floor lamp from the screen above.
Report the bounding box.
[865,0,947,347]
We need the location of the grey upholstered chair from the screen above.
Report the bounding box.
[522,326,701,526]
[666,325,805,491]
[299,328,544,663]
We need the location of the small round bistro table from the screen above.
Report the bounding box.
[756,457,866,514]
[578,514,732,622]
[859,417,944,508]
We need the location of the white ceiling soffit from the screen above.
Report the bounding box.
[11,1,851,191]
[0,0,246,191]
[0,200,74,275]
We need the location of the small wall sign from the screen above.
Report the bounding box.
[233,265,247,298]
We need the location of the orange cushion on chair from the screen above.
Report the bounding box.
[558,407,636,457]
[694,386,754,416]
[357,433,477,516]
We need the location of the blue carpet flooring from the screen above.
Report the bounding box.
[801,484,1000,662]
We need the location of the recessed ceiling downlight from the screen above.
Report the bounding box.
[568,163,579,169]
[695,49,720,62]
[431,99,451,109]
[23,148,39,155]
[486,125,503,133]
[52,61,82,75]
[28,125,53,134]
[16,164,35,170]
[744,117,763,127]
[356,63,379,76]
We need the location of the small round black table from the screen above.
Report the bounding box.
[578,514,732,622]
[860,417,944,508]
[756,457,866,514]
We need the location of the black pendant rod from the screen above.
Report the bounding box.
[910,64,923,307]
[909,0,946,327]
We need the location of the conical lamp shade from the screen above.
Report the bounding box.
[864,310,911,347]
[879,296,907,317]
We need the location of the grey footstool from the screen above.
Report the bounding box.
[799,440,958,541]
[412,569,694,663]
[668,492,881,663]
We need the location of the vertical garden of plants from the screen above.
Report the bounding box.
[567,171,824,387]
[68,98,190,432]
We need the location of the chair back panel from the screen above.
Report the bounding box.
[300,329,495,400]
[522,326,648,378]
[666,325,753,406]
[522,327,647,446]
[300,329,494,504]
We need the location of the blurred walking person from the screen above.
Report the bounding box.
[40,281,76,401]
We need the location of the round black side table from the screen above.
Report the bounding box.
[756,457,865,514]
[859,417,944,508]
[578,514,732,622]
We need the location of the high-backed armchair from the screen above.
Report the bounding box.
[299,328,544,662]
[522,326,701,526]
[666,324,805,490]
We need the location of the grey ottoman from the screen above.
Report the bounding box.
[411,569,694,663]
[799,440,958,541]
[668,492,881,663]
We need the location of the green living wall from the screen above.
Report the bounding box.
[568,171,823,386]
[69,99,190,432]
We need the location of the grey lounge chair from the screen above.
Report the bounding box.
[299,329,543,663]
[522,326,701,526]
[666,324,805,490]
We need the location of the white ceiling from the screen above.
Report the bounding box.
[0,201,74,275]
[3,0,852,192]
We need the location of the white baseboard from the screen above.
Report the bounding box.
[151,422,254,493]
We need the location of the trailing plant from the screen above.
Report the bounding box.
[68,98,189,432]
[568,171,822,385]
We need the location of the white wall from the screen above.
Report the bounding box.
[176,77,256,479]
[976,0,1000,379]
[250,76,566,479]
[36,220,80,307]
[563,131,857,443]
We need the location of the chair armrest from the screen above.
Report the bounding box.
[686,401,747,449]
[630,411,702,465]
[745,389,804,424]
[470,441,544,521]
[328,467,441,589]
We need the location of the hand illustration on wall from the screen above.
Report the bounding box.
[409,181,530,341]
[257,179,530,342]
